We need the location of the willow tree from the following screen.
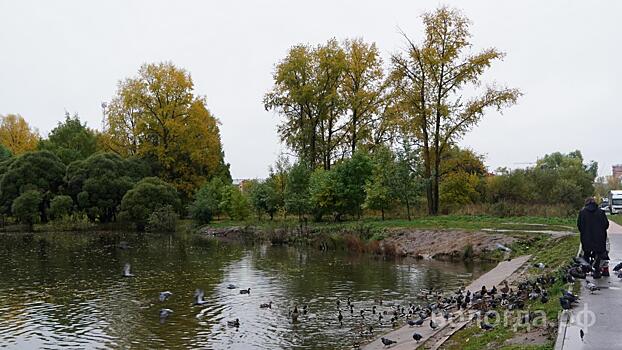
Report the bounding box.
[102,62,229,198]
[0,114,39,155]
[390,7,521,215]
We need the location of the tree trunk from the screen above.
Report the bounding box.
[381,208,385,221]
[406,200,411,221]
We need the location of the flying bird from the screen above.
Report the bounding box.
[159,291,173,302]
[194,289,209,305]
[122,263,134,277]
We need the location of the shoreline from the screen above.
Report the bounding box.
[361,255,532,350]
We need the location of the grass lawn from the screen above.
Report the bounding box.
[441,234,580,350]
[207,215,576,232]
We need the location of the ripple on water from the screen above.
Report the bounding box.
[0,233,493,349]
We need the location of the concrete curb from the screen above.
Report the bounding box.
[553,243,583,350]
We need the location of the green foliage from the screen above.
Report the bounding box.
[308,168,336,221]
[0,144,11,162]
[46,213,95,231]
[267,155,290,214]
[66,153,150,222]
[248,180,279,220]
[189,177,229,224]
[38,113,98,164]
[284,162,311,219]
[440,171,482,213]
[146,205,178,232]
[364,147,396,219]
[49,195,73,220]
[310,152,373,221]
[120,177,181,230]
[11,190,42,230]
[392,144,422,219]
[331,152,373,219]
[0,150,65,220]
[226,187,250,220]
[487,150,596,209]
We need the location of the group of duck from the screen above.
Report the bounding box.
[121,263,256,327]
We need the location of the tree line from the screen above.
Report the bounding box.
[188,148,597,224]
[0,63,229,231]
[264,6,522,215]
[0,6,598,231]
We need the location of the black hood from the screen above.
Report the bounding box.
[585,202,598,212]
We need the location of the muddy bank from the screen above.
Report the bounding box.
[199,225,517,260]
[383,228,517,260]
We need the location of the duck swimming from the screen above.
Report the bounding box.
[240,288,251,295]
[227,318,240,327]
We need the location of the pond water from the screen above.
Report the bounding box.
[0,232,493,349]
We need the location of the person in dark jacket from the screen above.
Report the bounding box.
[578,197,609,278]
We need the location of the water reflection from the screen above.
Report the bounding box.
[0,232,493,349]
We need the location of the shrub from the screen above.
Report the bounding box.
[120,177,181,230]
[146,205,178,232]
[11,190,42,230]
[227,187,250,220]
[49,195,74,219]
[47,213,95,231]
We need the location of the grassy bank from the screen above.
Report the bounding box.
[609,214,622,226]
[441,234,580,350]
[200,215,577,262]
[208,215,576,232]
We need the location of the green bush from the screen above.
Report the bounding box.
[120,177,181,230]
[46,213,95,231]
[11,190,42,230]
[49,195,74,219]
[227,187,250,220]
[146,205,178,232]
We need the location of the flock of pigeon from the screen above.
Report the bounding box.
[119,250,616,348]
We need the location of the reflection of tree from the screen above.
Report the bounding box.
[0,232,244,349]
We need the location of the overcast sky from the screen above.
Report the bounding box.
[1,1,620,179]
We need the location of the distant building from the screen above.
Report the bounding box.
[613,165,622,180]
[232,178,261,192]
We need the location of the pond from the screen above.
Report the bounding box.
[0,232,494,349]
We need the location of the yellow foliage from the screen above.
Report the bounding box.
[0,114,39,155]
[102,62,226,197]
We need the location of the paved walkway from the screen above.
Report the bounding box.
[363,255,531,350]
[557,219,622,350]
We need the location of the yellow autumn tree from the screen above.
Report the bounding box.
[0,114,39,155]
[102,62,229,198]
